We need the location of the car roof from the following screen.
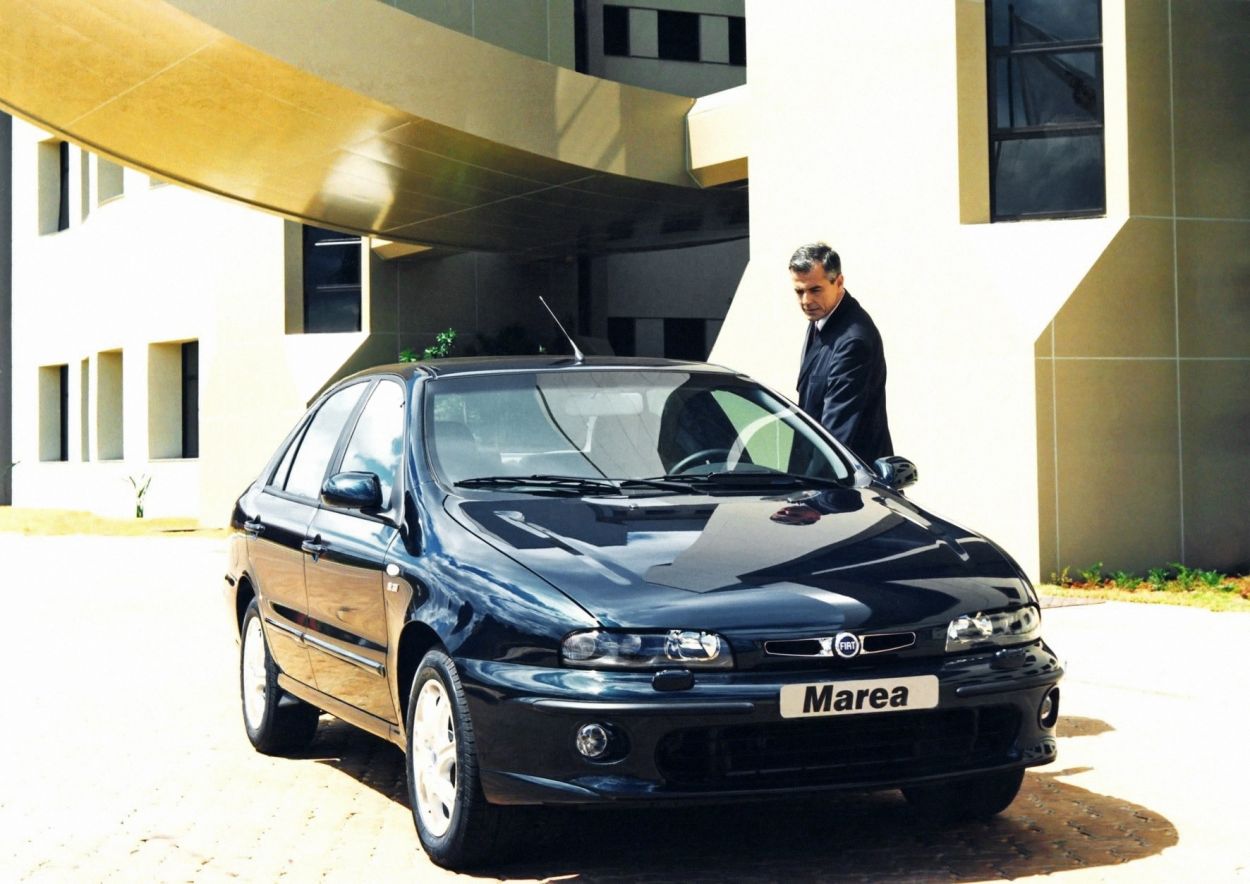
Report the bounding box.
[339,355,739,384]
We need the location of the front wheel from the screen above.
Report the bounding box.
[406,649,513,869]
[239,600,320,755]
[902,768,1025,823]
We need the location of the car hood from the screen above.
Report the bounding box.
[446,486,1033,633]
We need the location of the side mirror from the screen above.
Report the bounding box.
[321,471,384,510]
[874,456,918,491]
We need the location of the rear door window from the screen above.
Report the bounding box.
[283,383,367,500]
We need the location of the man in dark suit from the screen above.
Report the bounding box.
[789,242,893,463]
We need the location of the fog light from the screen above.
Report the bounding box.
[575,723,611,759]
[1038,687,1060,729]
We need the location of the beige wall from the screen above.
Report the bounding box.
[1035,0,1250,575]
[9,118,368,523]
[713,0,1131,580]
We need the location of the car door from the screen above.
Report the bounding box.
[303,377,406,723]
[243,382,368,689]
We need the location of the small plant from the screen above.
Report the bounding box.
[399,328,458,362]
[1146,567,1168,590]
[1077,562,1103,586]
[128,474,152,519]
[1170,562,1199,592]
[1049,566,1072,587]
[1197,569,1224,588]
[1112,570,1140,590]
[424,328,457,360]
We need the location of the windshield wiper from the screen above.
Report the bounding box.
[455,475,617,495]
[616,477,698,493]
[454,475,694,496]
[651,470,846,490]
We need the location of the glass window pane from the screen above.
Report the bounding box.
[285,384,366,499]
[305,290,361,334]
[303,225,361,333]
[663,317,707,360]
[271,425,301,489]
[728,16,746,66]
[990,0,1100,47]
[181,341,199,459]
[992,134,1105,217]
[995,51,1100,129]
[339,380,405,506]
[607,317,636,357]
[603,5,629,56]
[426,371,851,485]
[658,10,700,62]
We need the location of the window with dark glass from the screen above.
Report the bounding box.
[57,142,69,232]
[303,225,362,333]
[338,380,405,507]
[57,364,68,461]
[664,317,707,361]
[283,383,366,500]
[181,341,199,459]
[603,4,629,56]
[657,10,699,61]
[607,317,636,357]
[728,16,746,66]
[987,0,1104,220]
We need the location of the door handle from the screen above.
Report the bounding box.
[243,518,265,537]
[301,535,329,561]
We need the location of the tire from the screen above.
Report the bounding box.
[903,768,1024,823]
[239,599,320,755]
[406,648,513,869]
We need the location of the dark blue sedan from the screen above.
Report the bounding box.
[224,356,1062,869]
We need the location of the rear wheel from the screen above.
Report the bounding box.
[240,600,320,755]
[903,768,1025,823]
[406,648,513,869]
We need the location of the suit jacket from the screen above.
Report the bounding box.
[797,291,893,462]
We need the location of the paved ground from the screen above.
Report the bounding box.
[1,533,1247,882]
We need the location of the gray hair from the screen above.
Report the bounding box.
[788,242,841,280]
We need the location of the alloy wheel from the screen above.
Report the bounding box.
[241,616,268,730]
[412,678,458,837]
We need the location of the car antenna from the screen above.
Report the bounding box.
[538,295,584,363]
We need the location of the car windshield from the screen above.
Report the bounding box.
[424,369,852,490]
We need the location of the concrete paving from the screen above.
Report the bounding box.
[1,532,1247,882]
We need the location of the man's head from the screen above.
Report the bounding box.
[789,242,844,322]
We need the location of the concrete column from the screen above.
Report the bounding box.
[0,113,12,504]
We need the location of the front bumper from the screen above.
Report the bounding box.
[460,641,1063,806]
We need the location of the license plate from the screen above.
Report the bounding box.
[779,675,939,718]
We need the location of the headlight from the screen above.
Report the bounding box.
[561,629,734,670]
[945,606,1040,652]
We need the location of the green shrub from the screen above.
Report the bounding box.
[1197,569,1224,588]
[1170,563,1199,592]
[399,328,458,362]
[1112,570,1140,590]
[1077,562,1103,586]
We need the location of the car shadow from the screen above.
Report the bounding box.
[310,717,1176,881]
[1057,715,1115,738]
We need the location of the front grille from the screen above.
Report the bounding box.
[655,706,1020,790]
[764,631,917,657]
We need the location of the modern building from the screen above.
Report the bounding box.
[0,0,1246,581]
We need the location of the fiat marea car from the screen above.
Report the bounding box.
[224,356,1062,869]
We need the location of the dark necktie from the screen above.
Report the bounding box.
[800,322,816,374]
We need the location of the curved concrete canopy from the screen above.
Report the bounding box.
[0,0,746,256]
